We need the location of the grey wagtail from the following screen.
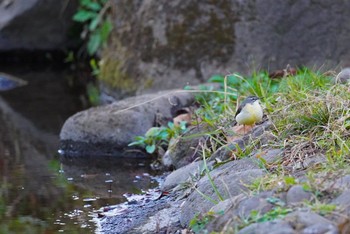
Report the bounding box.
[235,96,263,133]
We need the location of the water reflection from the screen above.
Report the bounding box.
[0,67,158,233]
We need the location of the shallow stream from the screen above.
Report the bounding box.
[0,63,158,233]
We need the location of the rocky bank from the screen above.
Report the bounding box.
[60,68,350,233]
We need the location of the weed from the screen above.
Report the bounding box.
[304,200,337,216]
[73,0,113,55]
[128,122,187,154]
[250,207,292,222]
[189,211,224,233]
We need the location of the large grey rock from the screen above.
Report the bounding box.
[102,0,350,97]
[0,0,78,50]
[59,90,194,156]
[180,157,265,226]
[161,161,203,191]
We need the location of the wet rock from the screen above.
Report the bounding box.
[131,200,182,234]
[0,0,78,51]
[180,157,265,226]
[237,220,294,234]
[286,185,312,205]
[100,194,176,234]
[59,90,194,157]
[161,161,203,191]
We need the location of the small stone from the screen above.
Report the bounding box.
[335,68,350,84]
[235,191,275,218]
[286,185,312,205]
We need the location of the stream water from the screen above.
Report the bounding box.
[0,63,158,233]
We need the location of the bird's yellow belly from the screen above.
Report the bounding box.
[236,103,263,125]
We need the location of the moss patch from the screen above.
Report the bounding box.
[98,49,136,92]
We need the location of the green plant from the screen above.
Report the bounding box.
[73,0,113,55]
[128,122,187,154]
[247,207,292,223]
[189,211,223,233]
[304,200,336,216]
[86,82,100,106]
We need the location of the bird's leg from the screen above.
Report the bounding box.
[243,124,246,134]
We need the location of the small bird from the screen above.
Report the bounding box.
[235,96,263,133]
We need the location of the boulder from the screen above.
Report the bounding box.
[0,0,78,51]
[59,90,195,157]
[101,0,350,97]
[180,157,265,226]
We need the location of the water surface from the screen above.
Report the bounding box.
[0,65,157,233]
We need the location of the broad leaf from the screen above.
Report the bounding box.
[73,10,97,22]
[146,145,156,154]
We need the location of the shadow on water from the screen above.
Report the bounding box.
[0,65,158,233]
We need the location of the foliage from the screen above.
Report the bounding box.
[128,122,187,154]
[86,82,100,106]
[73,0,113,55]
[247,207,292,223]
[189,211,223,233]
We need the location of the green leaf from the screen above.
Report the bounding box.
[146,144,156,154]
[89,17,101,31]
[87,32,101,55]
[73,10,97,22]
[85,2,102,11]
[208,75,224,83]
[134,136,145,141]
[145,127,161,137]
[179,121,187,130]
[100,20,113,43]
[167,122,175,129]
[87,83,100,106]
[158,130,169,140]
[284,176,296,186]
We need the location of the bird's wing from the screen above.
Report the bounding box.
[235,98,250,117]
[235,104,242,117]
